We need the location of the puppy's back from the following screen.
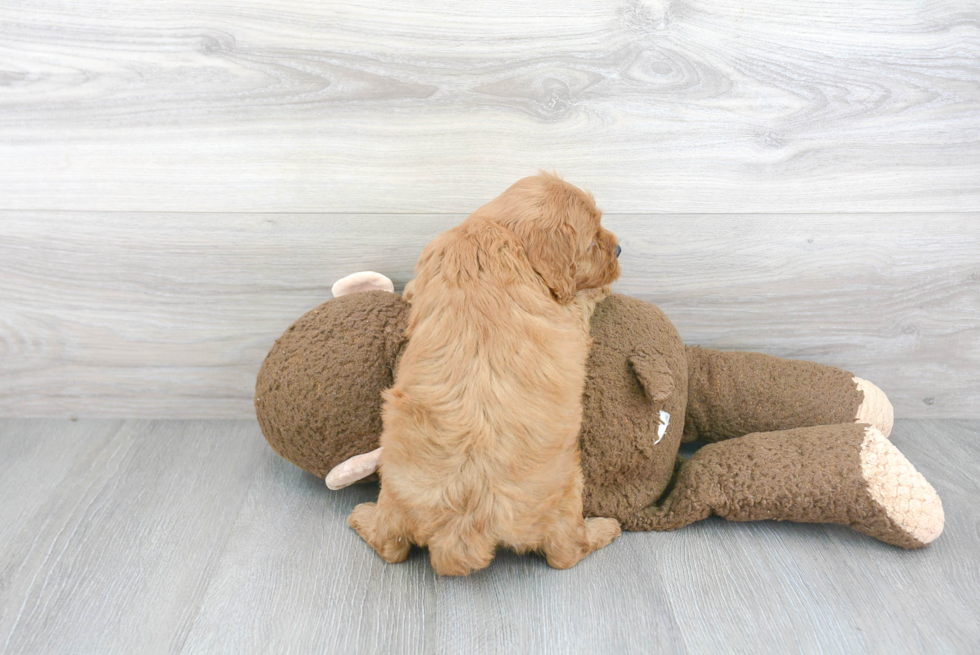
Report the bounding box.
[380,214,590,544]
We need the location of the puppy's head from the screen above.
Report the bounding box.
[488,172,620,303]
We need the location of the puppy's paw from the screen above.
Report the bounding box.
[378,538,411,563]
[348,502,410,563]
[585,517,622,550]
[348,502,378,537]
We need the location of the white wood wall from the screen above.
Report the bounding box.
[1,1,978,418]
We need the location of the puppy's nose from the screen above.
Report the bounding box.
[614,244,621,258]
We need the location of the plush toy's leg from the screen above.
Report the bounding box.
[626,424,943,549]
[684,346,894,442]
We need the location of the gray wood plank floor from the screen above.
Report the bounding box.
[2,419,977,654]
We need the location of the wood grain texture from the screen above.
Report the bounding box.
[642,421,980,654]
[180,444,436,655]
[2,212,977,418]
[0,419,978,654]
[0,0,977,213]
[0,419,267,654]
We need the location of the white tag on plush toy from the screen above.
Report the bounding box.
[655,411,670,444]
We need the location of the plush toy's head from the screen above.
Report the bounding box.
[254,277,689,524]
[255,290,408,478]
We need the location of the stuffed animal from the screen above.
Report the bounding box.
[255,272,944,549]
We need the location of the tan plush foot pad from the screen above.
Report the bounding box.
[860,426,944,547]
[853,377,894,438]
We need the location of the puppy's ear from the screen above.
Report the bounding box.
[518,175,586,303]
[516,215,578,304]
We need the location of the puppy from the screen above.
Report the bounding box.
[348,173,623,576]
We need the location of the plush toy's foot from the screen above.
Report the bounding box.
[858,426,944,547]
[853,377,894,438]
[627,424,943,549]
[331,271,395,297]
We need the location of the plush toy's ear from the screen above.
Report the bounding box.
[325,447,383,490]
[629,350,674,403]
[331,272,395,297]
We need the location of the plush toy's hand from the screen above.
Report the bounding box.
[325,447,383,489]
[331,272,395,297]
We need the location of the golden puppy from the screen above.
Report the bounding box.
[348,173,622,576]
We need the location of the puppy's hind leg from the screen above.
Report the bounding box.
[348,489,412,564]
[543,513,621,570]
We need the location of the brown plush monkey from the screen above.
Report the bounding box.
[255,272,943,549]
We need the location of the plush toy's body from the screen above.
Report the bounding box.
[256,273,944,550]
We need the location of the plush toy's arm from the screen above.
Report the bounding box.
[684,346,893,442]
[625,423,943,548]
[326,448,382,489]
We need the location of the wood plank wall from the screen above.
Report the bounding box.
[1,1,978,418]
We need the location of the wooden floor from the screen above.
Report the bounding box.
[1,419,977,654]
